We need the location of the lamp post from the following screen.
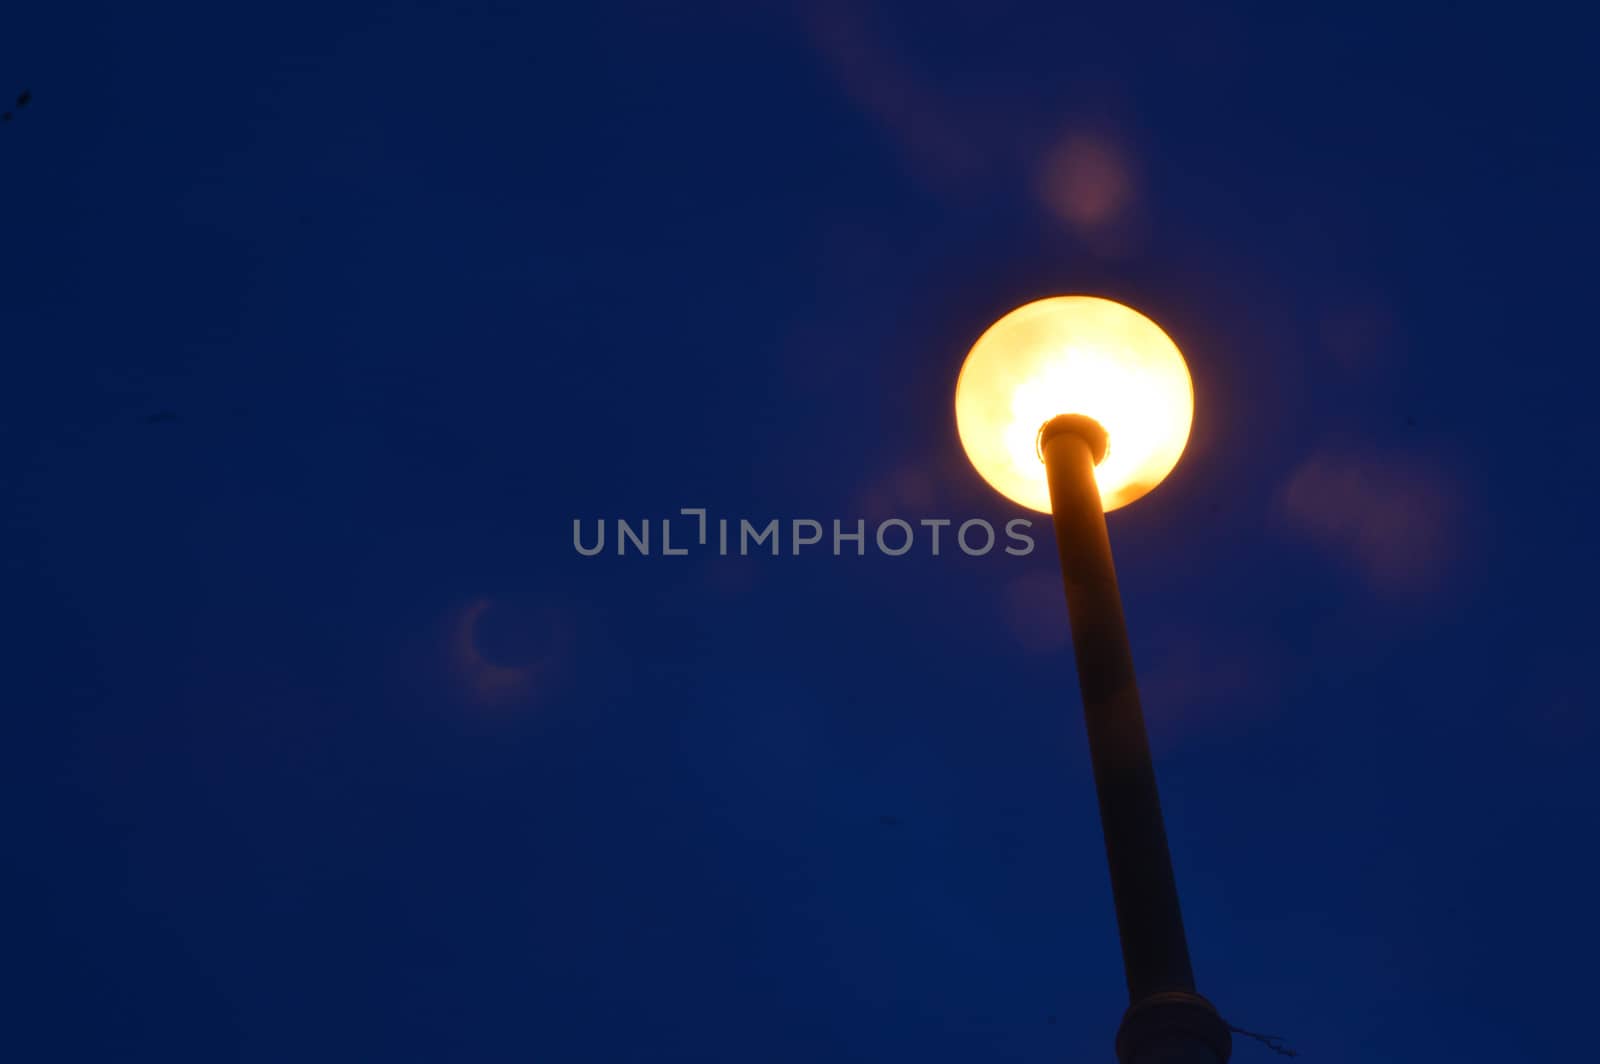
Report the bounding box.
[955,296,1231,1063]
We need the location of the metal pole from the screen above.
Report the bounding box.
[1038,414,1231,1064]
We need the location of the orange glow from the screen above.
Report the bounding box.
[1040,135,1135,231]
[449,598,541,706]
[955,296,1193,513]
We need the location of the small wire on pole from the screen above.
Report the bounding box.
[1228,1022,1299,1057]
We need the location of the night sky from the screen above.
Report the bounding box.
[5,3,1598,1060]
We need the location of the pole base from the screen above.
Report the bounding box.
[1115,991,1232,1063]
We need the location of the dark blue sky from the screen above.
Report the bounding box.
[4,2,1597,1060]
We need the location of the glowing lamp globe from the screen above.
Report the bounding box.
[955,295,1193,513]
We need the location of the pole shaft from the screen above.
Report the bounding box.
[1041,428,1196,1003]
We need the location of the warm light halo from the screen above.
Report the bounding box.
[954,295,1193,513]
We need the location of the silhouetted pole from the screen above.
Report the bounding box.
[1039,414,1231,1064]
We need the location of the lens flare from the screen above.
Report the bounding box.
[955,296,1193,512]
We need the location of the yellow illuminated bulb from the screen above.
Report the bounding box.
[955,295,1193,513]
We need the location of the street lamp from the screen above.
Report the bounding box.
[956,295,1232,1064]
